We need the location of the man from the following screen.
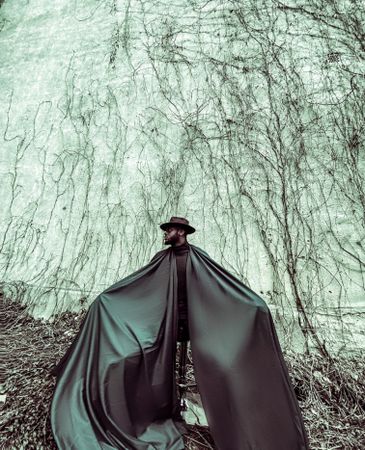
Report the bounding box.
[50,217,309,450]
[160,218,194,422]
[161,217,193,343]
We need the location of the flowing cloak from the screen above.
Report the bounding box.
[50,244,309,450]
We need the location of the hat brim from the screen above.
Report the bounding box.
[160,222,196,234]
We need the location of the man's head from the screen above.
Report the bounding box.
[160,217,195,246]
[163,226,188,246]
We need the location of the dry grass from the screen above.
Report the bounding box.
[1,296,364,449]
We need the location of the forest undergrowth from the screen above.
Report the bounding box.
[1,296,364,449]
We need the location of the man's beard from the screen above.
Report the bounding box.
[163,236,177,245]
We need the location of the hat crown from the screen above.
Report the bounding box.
[168,216,190,226]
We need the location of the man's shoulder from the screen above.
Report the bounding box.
[189,244,210,258]
[155,248,168,257]
[149,248,168,263]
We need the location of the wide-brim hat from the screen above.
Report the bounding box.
[160,216,196,234]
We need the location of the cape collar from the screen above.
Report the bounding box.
[170,243,190,254]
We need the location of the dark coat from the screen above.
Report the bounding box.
[50,244,309,450]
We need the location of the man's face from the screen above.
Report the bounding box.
[163,226,184,245]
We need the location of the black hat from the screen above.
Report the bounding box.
[160,216,196,234]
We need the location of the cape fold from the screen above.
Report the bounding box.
[50,244,309,450]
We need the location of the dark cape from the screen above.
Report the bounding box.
[50,244,309,450]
